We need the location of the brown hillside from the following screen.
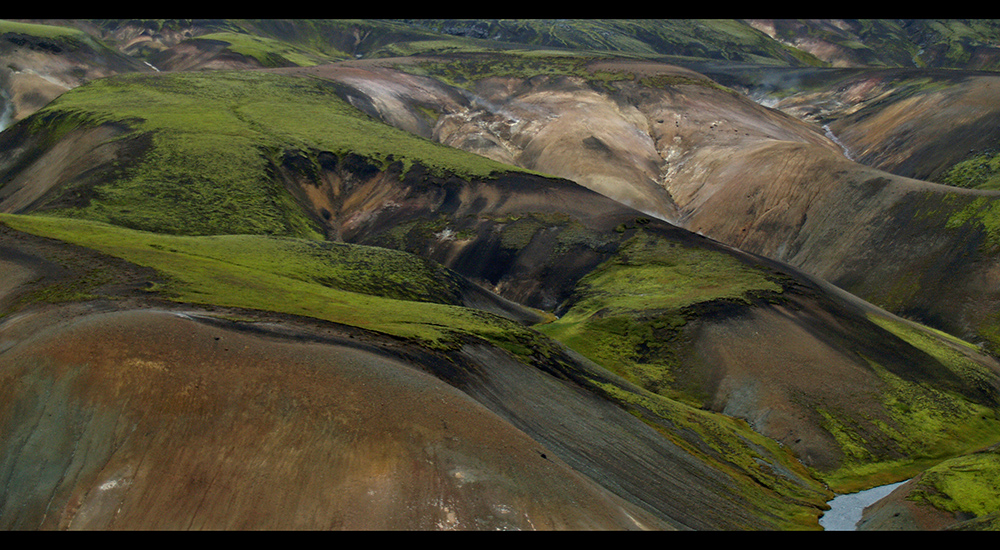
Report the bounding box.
[778,69,1000,184]
[0,222,838,530]
[0,305,673,530]
[4,50,1000,529]
[269,140,1000,480]
[3,67,999,490]
[297,58,1000,351]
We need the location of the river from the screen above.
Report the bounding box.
[819,480,908,531]
[823,123,854,161]
[0,87,12,133]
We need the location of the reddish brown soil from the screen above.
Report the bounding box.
[856,477,960,531]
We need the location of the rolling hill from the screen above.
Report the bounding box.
[3,18,1000,531]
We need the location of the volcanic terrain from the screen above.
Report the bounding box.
[3,18,1000,531]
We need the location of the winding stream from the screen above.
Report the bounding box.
[823,123,854,161]
[819,480,908,531]
[0,87,13,133]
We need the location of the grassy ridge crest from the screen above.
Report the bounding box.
[20,70,531,238]
[0,213,542,352]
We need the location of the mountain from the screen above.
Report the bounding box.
[3,18,1000,531]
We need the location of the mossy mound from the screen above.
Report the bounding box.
[909,444,1000,522]
[538,228,785,406]
[7,70,529,238]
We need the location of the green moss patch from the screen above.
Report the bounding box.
[942,152,1000,191]
[945,195,1000,250]
[815,314,1000,491]
[907,445,1000,520]
[192,32,342,67]
[21,70,528,237]
[538,229,784,405]
[0,213,550,355]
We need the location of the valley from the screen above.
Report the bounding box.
[2,19,1000,530]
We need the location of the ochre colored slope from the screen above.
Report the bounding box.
[0,306,670,530]
[301,58,1000,353]
[0,219,835,530]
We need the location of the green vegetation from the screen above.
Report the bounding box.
[536,228,1000,495]
[24,70,529,237]
[0,19,119,65]
[920,20,1000,67]
[907,445,1000,521]
[538,230,785,406]
[0,19,93,43]
[592,378,832,529]
[946,195,1000,250]
[815,314,1000,492]
[398,51,606,90]
[0,211,834,529]
[869,314,989,374]
[365,32,520,59]
[942,152,1000,191]
[393,19,826,67]
[395,49,741,94]
[7,16,1000,530]
[818,358,1000,493]
[0,213,550,355]
[192,32,343,67]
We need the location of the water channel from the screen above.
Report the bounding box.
[823,123,854,161]
[819,480,908,531]
[0,87,13,133]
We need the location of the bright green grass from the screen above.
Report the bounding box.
[26,70,529,237]
[538,230,784,404]
[0,213,544,353]
[907,445,1000,520]
[814,314,1000,492]
[36,70,524,179]
[192,32,344,67]
[868,314,990,375]
[0,19,90,41]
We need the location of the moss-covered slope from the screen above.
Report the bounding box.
[0,213,833,530]
[857,443,1000,530]
[0,70,529,237]
[4,56,1000,529]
